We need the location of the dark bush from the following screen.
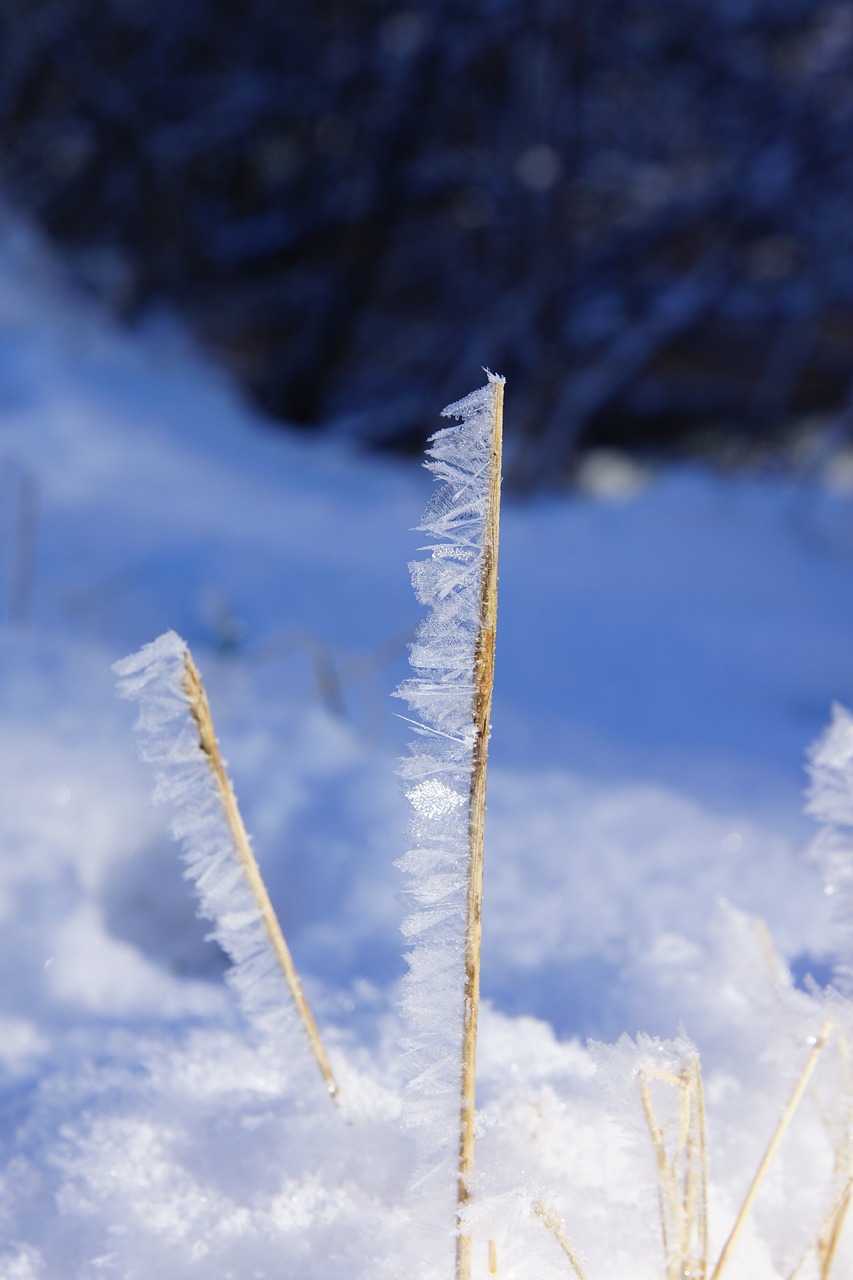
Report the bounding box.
[2,0,853,481]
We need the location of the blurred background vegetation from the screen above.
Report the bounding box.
[2,0,853,484]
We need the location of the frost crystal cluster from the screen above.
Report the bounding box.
[395,372,504,1164]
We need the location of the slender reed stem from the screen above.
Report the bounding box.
[532,1200,590,1280]
[455,376,504,1280]
[639,1058,708,1280]
[182,648,339,1102]
[710,1021,834,1280]
[819,1028,853,1279]
[488,1238,498,1274]
[694,1057,710,1275]
[787,1027,853,1280]
[640,1071,678,1268]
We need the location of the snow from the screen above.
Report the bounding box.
[0,200,852,1276]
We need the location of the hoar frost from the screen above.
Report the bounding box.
[394,372,504,1174]
[113,631,321,1090]
[407,779,467,821]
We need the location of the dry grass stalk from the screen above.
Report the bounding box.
[532,1200,590,1280]
[488,1238,498,1274]
[804,1177,853,1280]
[816,1030,853,1280]
[545,1024,851,1280]
[455,375,505,1280]
[709,1020,836,1280]
[182,647,339,1102]
[818,1182,853,1279]
[639,1057,708,1280]
[787,1028,852,1280]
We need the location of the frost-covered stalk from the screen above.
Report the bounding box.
[395,372,504,1277]
[531,1202,589,1280]
[114,631,338,1101]
[638,1056,707,1280]
[456,375,503,1280]
[709,1021,835,1280]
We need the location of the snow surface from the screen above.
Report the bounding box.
[1,201,853,1277]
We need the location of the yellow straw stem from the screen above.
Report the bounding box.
[532,1200,591,1280]
[710,1021,835,1280]
[455,376,504,1280]
[182,648,340,1103]
[639,1060,708,1280]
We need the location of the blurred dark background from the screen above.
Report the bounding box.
[2,0,853,484]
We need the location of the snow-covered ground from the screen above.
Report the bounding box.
[1,201,853,1278]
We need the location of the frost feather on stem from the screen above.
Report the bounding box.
[114,630,338,1101]
[394,373,504,1275]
